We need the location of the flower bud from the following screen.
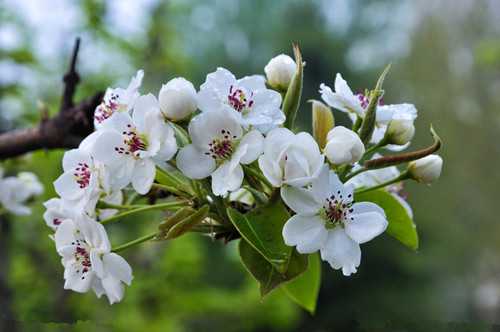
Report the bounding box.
[408,154,443,184]
[311,100,334,149]
[324,126,365,165]
[159,77,197,121]
[386,118,415,145]
[264,54,296,91]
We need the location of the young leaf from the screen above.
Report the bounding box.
[283,43,304,129]
[162,205,209,240]
[155,166,194,196]
[355,189,418,250]
[281,253,321,314]
[239,239,308,297]
[227,199,292,273]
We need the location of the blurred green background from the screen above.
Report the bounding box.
[1,0,499,331]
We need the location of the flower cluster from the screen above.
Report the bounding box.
[44,46,443,306]
[0,168,43,216]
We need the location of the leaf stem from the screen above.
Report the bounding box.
[100,200,190,225]
[112,231,158,253]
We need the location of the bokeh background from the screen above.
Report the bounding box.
[1,0,500,331]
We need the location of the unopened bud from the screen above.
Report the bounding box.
[159,77,197,121]
[311,100,334,149]
[324,126,365,165]
[386,118,415,145]
[264,54,296,91]
[408,154,443,184]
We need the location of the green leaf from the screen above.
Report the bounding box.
[227,199,291,273]
[355,189,418,250]
[281,253,321,314]
[283,44,304,129]
[158,207,196,232]
[239,239,308,297]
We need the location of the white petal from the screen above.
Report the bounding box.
[62,149,92,172]
[280,185,321,215]
[237,75,266,91]
[103,253,133,285]
[238,130,264,164]
[64,266,94,293]
[257,155,282,187]
[211,163,244,196]
[282,214,328,254]
[321,227,361,276]
[188,109,242,149]
[92,130,126,166]
[102,276,125,304]
[131,158,156,194]
[132,94,160,131]
[91,250,105,278]
[54,219,77,250]
[176,144,216,179]
[53,172,83,201]
[345,202,388,244]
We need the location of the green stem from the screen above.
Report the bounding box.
[355,171,409,195]
[151,183,185,197]
[352,115,362,132]
[97,200,146,210]
[112,231,158,253]
[100,200,190,225]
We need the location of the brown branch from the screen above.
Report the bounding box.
[0,38,104,159]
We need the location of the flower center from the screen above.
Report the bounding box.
[114,124,148,158]
[70,239,92,279]
[320,191,354,228]
[205,129,236,161]
[94,93,121,124]
[227,85,254,113]
[53,218,62,226]
[73,162,91,189]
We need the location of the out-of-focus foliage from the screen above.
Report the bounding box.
[1,0,500,331]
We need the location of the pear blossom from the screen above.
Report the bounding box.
[0,170,43,216]
[320,74,417,150]
[264,54,296,91]
[53,147,100,211]
[159,77,198,121]
[94,70,144,128]
[176,108,264,196]
[409,154,443,184]
[54,216,132,304]
[372,103,417,150]
[281,166,388,276]
[258,128,324,188]
[324,126,365,165]
[91,94,177,194]
[197,67,284,133]
[43,198,76,230]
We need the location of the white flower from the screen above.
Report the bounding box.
[264,54,296,91]
[319,73,365,117]
[54,216,133,304]
[258,128,324,188]
[91,94,177,194]
[0,171,43,216]
[94,70,144,128]
[197,67,284,133]
[372,103,417,150]
[159,77,198,121]
[409,154,443,184]
[176,108,264,197]
[43,198,76,230]
[320,74,418,150]
[53,147,100,211]
[281,166,388,276]
[324,126,365,165]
